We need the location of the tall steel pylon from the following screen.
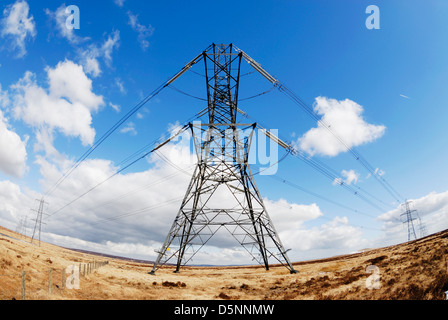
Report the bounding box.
[31,198,48,246]
[400,200,418,241]
[149,44,297,274]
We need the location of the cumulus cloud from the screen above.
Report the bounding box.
[11,60,104,153]
[120,122,137,136]
[265,199,323,231]
[333,169,360,186]
[0,0,36,58]
[279,216,367,261]
[0,180,36,230]
[0,109,28,178]
[297,97,386,157]
[32,139,194,255]
[78,30,121,78]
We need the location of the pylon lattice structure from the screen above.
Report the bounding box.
[150,44,297,274]
[31,198,48,246]
[400,200,420,242]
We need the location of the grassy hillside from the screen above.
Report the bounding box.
[1,225,447,300]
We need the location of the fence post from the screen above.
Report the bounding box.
[21,271,26,300]
[49,268,53,294]
[62,268,65,289]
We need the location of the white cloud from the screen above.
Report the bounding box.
[0,84,10,108]
[127,11,154,51]
[297,97,386,157]
[0,180,35,230]
[265,198,323,232]
[279,216,367,261]
[78,30,120,77]
[120,122,137,136]
[0,109,28,178]
[11,60,104,152]
[0,0,36,58]
[115,78,126,94]
[114,0,126,8]
[109,102,121,113]
[77,31,121,77]
[333,169,360,186]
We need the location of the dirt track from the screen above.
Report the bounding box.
[1,225,447,300]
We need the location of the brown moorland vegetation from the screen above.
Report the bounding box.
[1,225,447,300]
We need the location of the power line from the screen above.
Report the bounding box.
[45,124,191,219]
[44,105,207,221]
[42,50,208,199]
[269,198,381,231]
[239,110,392,213]
[77,163,196,216]
[278,85,404,204]
[269,175,376,219]
[234,45,404,205]
[54,195,185,233]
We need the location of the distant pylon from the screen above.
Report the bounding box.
[418,216,428,238]
[31,198,48,246]
[400,200,418,241]
[15,215,29,238]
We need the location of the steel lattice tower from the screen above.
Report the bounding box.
[31,198,48,246]
[150,44,297,274]
[401,200,418,241]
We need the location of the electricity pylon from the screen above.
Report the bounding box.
[15,215,29,238]
[149,44,297,274]
[400,200,418,241]
[31,198,48,246]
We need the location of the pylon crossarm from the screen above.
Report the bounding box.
[233,46,280,86]
[166,51,207,87]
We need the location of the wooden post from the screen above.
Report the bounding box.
[21,271,26,300]
[49,268,53,294]
[62,268,65,289]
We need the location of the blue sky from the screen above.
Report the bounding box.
[1,0,448,265]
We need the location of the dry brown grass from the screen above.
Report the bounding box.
[1,225,448,300]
